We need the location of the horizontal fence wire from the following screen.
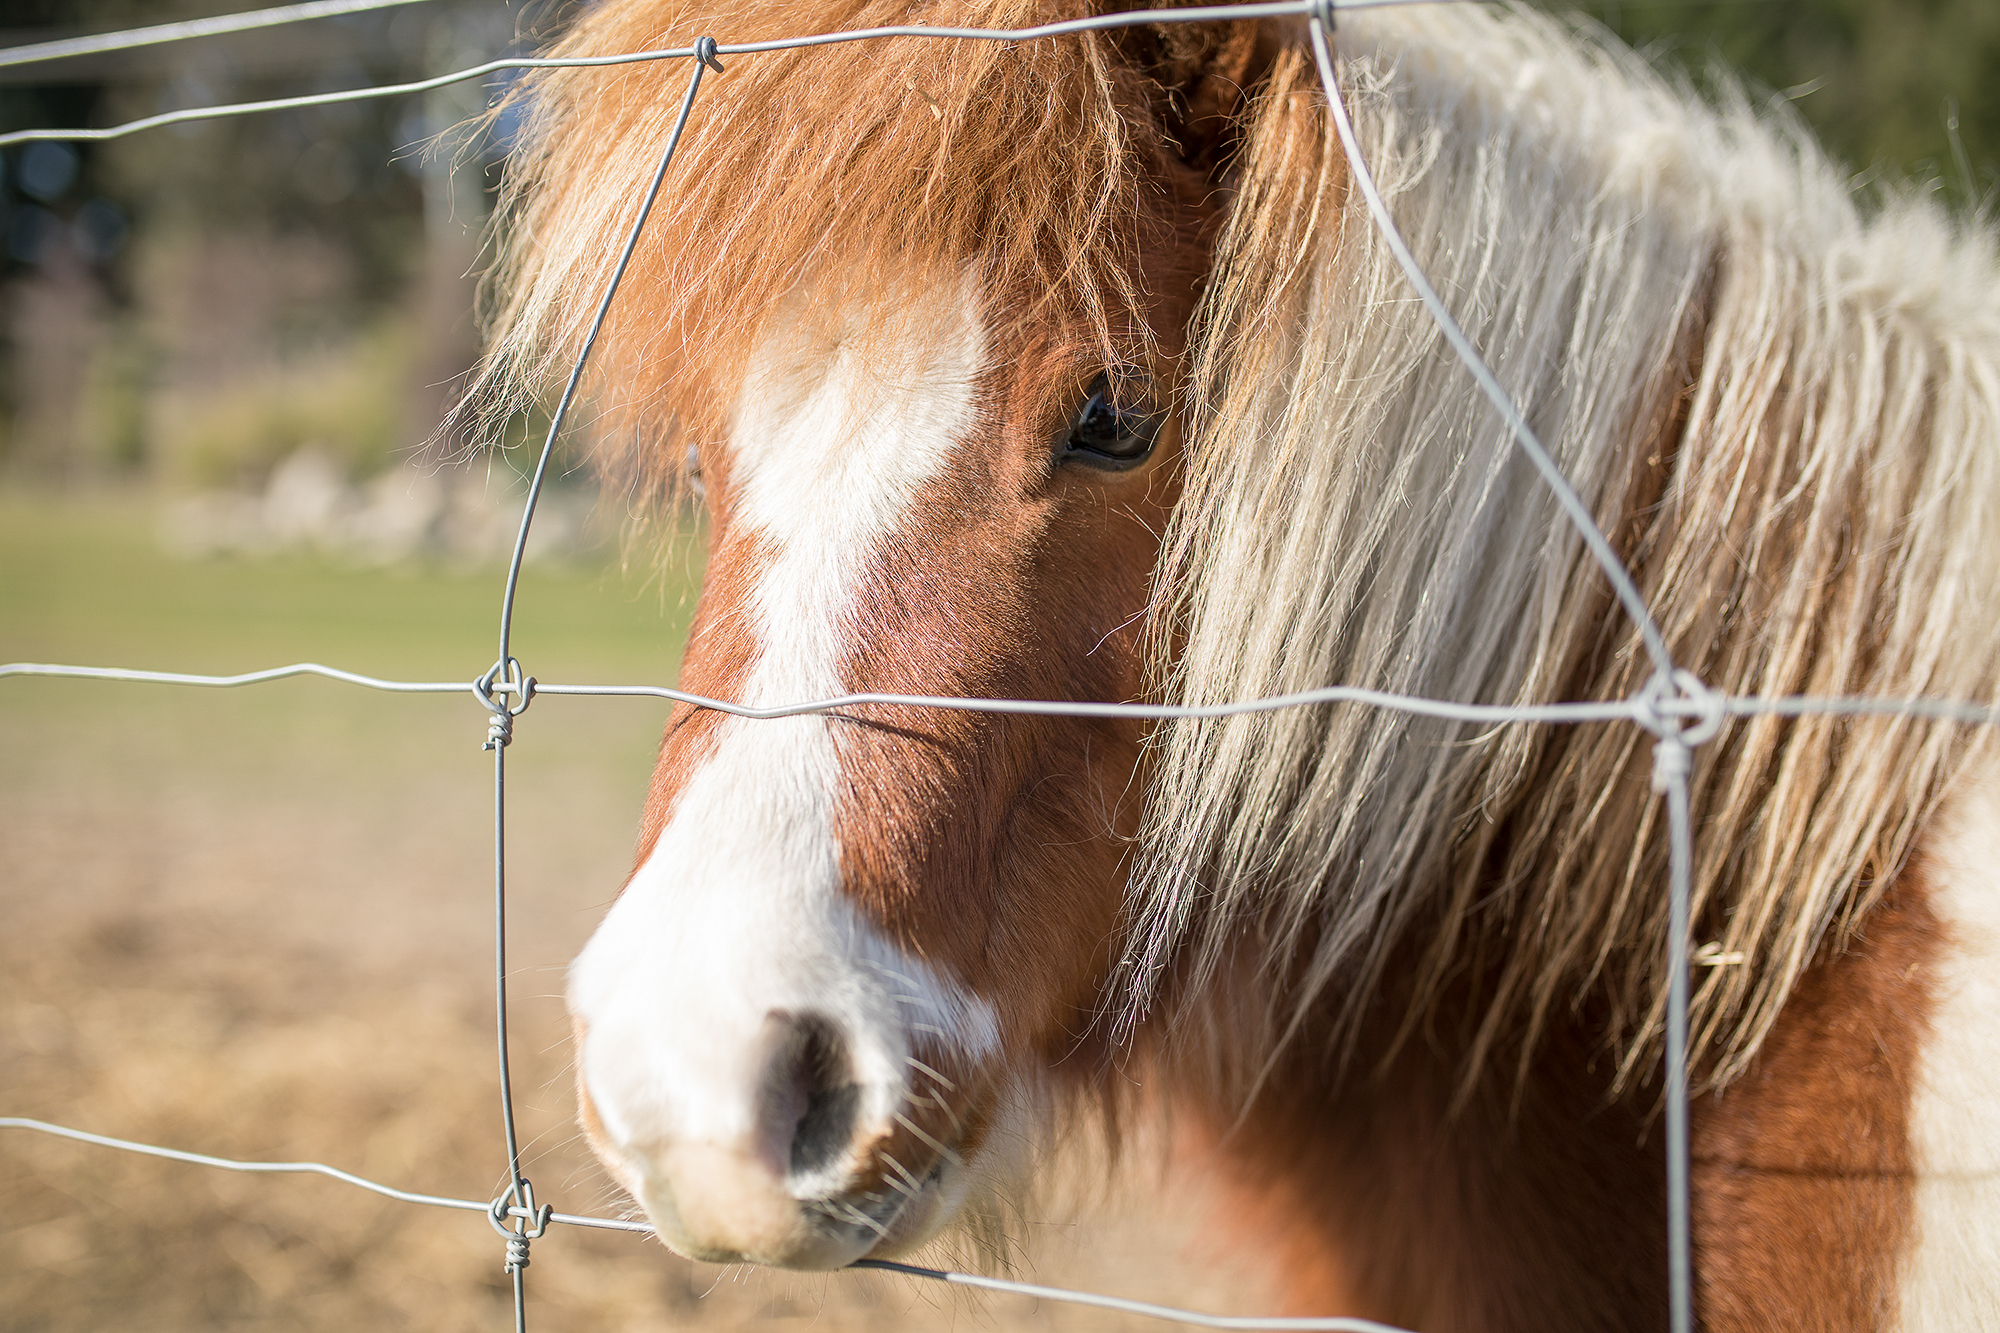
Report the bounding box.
[0,0,1460,147]
[11,658,2000,729]
[2,3,1987,1333]
[0,1116,1409,1332]
[0,0,440,71]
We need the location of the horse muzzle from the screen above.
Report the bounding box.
[566,844,1001,1269]
[573,1005,981,1268]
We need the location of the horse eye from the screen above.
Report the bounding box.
[1060,373,1162,470]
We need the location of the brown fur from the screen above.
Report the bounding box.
[1691,868,1939,1331]
[1171,865,1941,1332]
[1185,1004,1670,1332]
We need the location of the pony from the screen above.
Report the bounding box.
[465,1,2000,1328]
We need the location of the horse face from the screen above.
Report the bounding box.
[567,272,1189,1268]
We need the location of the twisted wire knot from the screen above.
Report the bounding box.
[1632,668,1726,747]
[474,658,536,751]
[1632,669,1725,794]
[1650,734,1691,795]
[693,34,724,72]
[1307,0,1337,32]
[488,1181,552,1275]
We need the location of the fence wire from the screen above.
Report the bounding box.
[0,0,440,71]
[2,3,1990,1332]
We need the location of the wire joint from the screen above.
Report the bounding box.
[475,658,537,750]
[489,1179,553,1273]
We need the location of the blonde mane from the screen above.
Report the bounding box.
[475,0,2000,1096]
[1134,3,2000,1092]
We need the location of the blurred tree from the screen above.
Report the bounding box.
[0,1,532,288]
[0,0,531,481]
[1556,0,1997,195]
[0,0,1992,483]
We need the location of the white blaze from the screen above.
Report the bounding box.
[569,283,998,1179]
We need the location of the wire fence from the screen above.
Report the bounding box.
[4,2,1994,1331]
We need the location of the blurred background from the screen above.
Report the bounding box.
[0,0,579,554]
[0,0,1992,532]
[1,1,1996,1330]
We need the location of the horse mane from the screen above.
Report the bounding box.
[1132,3,2000,1095]
[462,0,1227,500]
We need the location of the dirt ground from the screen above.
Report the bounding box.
[0,497,1274,1333]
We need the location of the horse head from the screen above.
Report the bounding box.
[567,279,1212,1264]
[477,0,1270,1267]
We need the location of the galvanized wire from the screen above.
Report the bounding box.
[0,0,1473,148]
[1303,11,1672,679]
[0,660,468,693]
[21,658,2000,730]
[0,1116,1411,1330]
[493,38,720,676]
[0,5,1987,1333]
[1304,7,1685,1322]
[0,0,440,71]
[1657,742,1697,1333]
[16,661,1988,728]
[469,47,719,1329]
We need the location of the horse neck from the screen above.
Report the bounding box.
[1152,960,1667,1332]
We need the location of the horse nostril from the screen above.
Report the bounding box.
[759,1011,862,1189]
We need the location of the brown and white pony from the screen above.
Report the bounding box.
[467,2,2000,1328]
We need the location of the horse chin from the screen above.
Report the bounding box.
[629,1135,973,1271]
[846,1154,969,1259]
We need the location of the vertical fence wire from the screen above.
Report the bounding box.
[1660,744,1697,1333]
[1304,11,1701,1326]
[473,41,721,1331]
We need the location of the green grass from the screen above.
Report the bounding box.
[0,489,701,685]
[0,487,703,799]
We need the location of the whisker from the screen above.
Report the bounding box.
[839,1201,889,1240]
[893,1112,963,1167]
[905,1057,958,1092]
[863,960,923,991]
[878,1152,924,1198]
